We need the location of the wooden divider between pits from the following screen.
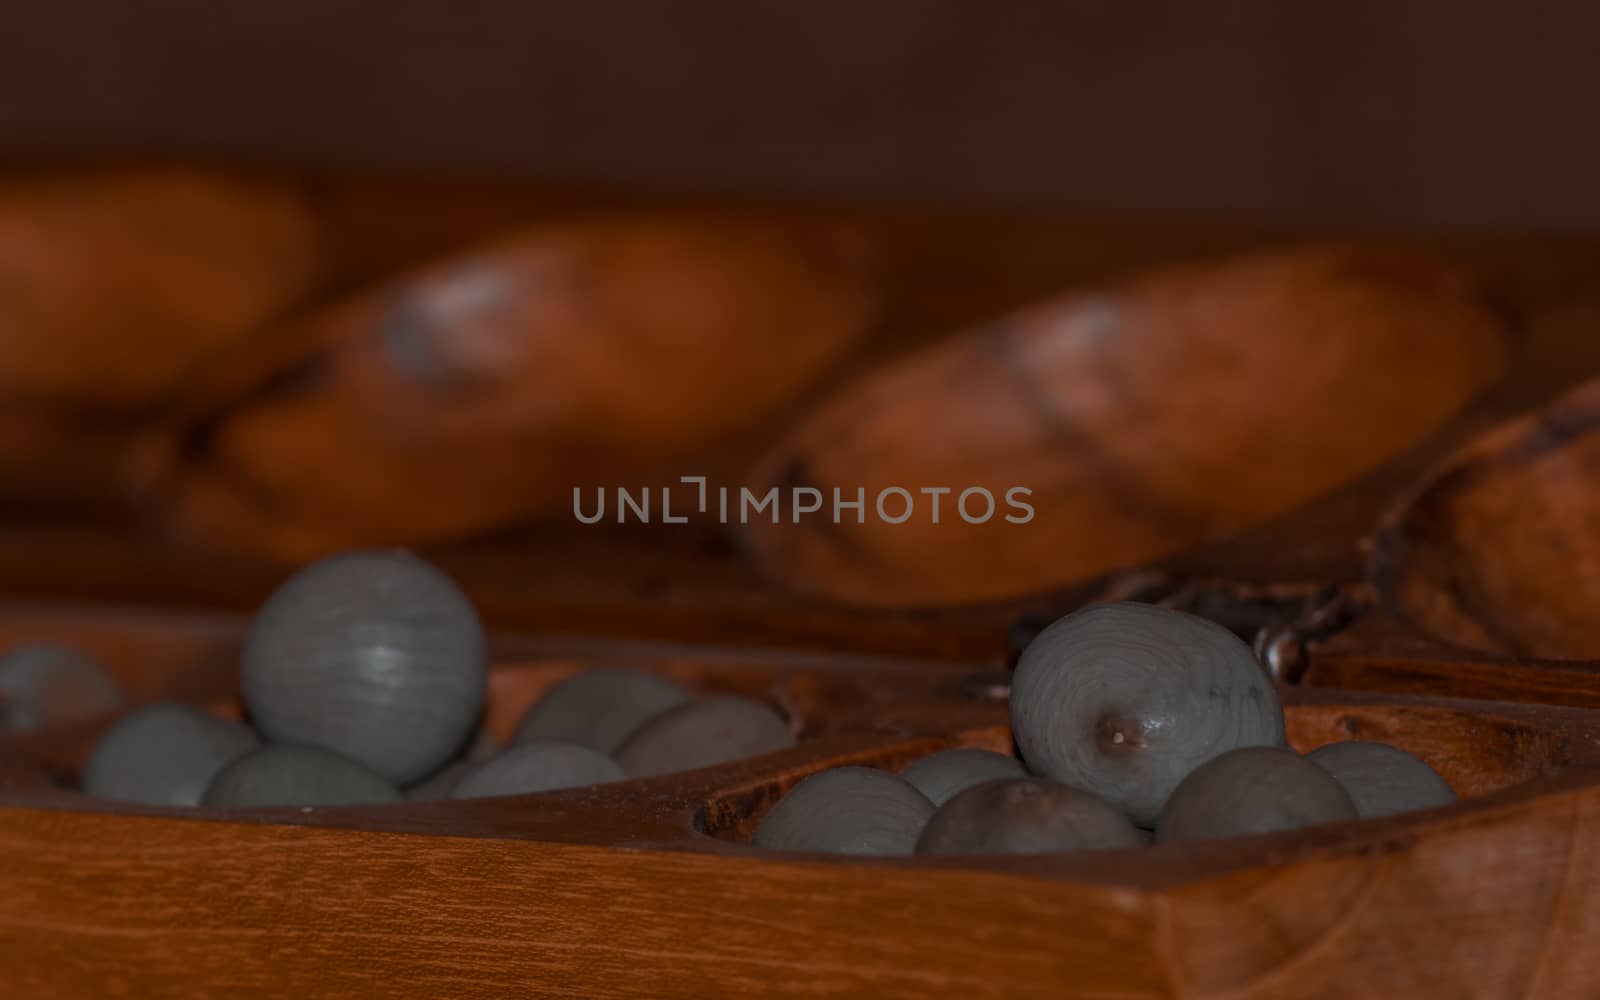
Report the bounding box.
[3,633,1600,997]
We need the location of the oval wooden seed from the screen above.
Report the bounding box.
[451,743,624,799]
[752,766,934,856]
[1012,602,1285,827]
[614,695,795,778]
[202,745,400,808]
[898,748,1026,807]
[1157,746,1358,843]
[81,704,259,807]
[1308,740,1457,817]
[915,777,1145,855]
[513,669,689,755]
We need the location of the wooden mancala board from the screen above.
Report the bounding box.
[1,608,1600,998]
[2,166,1600,997]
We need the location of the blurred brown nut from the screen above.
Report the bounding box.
[155,215,877,554]
[0,169,325,506]
[0,168,324,408]
[739,247,1509,607]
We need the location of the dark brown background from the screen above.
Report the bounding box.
[1,2,1596,229]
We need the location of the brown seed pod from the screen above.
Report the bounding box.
[513,669,689,755]
[1307,741,1456,817]
[1157,746,1358,843]
[0,643,124,732]
[738,247,1507,607]
[451,743,624,799]
[752,766,934,856]
[0,168,322,409]
[240,549,487,784]
[81,704,259,807]
[613,695,795,778]
[0,170,322,507]
[915,777,1145,855]
[898,748,1026,807]
[1011,602,1284,827]
[158,216,875,554]
[202,745,399,808]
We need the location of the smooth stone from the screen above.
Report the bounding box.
[915,777,1145,855]
[899,748,1026,806]
[615,695,794,778]
[752,766,934,856]
[1157,746,1358,843]
[82,704,259,807]
[1308,740,1457,817]
[1012,602,1285,827]
[513,669,688,754]
[0,643,124,732]
[203,744,400,807]
[451,743,624,799]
